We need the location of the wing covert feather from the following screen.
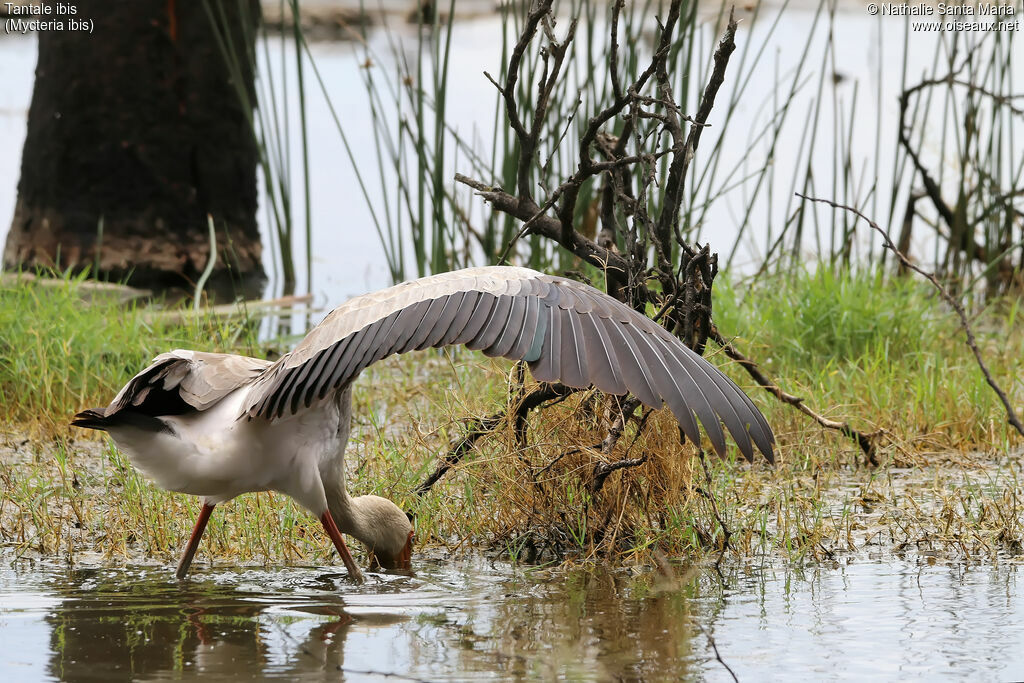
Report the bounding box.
[106,351,270,418]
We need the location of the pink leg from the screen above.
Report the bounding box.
[176,502,215,579]
[320,511,364,583]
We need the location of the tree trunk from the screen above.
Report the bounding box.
[4,0,265,295]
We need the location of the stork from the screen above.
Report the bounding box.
[73,266,774,582]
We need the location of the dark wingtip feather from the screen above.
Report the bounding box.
[71,408,110,431]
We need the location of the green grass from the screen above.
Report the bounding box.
[717,268,938,367]
[1,269,1021,570]
[0,273,260,435]
[715,267,1024,452]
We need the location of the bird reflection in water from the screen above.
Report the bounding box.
[43,568,406,679]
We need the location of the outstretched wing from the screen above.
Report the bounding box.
[72,351,271,430]
[244,266,774,463]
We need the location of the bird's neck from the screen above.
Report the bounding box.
[321,385,357,532]
[325,483,360,536]
[320,385,407,557]
[325,486,388,551]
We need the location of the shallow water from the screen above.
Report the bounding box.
[1,555,1022,681]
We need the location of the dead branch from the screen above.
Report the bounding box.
[798,193,1024,439]
[896,63,1024,280]
[588,396,651,493]
[451,2,756,504]
[590,454,649,494]
[895,190,926,276]
[600,396,644,456]
[461,0,735,311]
[458,0,741,350]
[415,382,579,495]
[710,325,881,466]
[897,67,963,237]
[457,172,636,277]
[658,7,736,250]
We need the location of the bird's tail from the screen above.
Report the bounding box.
[71,408,111,431]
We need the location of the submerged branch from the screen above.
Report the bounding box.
[699,622,740,683]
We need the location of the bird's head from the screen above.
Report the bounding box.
[351,495,414,570]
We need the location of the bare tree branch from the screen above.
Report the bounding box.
[451,2,781,517]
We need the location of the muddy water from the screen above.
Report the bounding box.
[1,555,1022,681]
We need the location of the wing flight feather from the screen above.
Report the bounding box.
[578,311,625,395]
[466,295,513,352]
[530,302,562,383]
[410,295,459,351]
[486,296,528,358]
[508,295,540,361]
[560,307,589,388]
[241,266,774,462]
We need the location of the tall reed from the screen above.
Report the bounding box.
[204,0,315,296]
[206,0,1023,314]
[302,0,1023,297]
